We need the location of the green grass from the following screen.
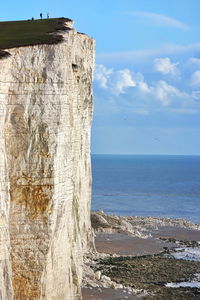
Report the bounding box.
[0,17,72,57]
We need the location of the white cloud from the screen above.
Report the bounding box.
[188,58,200,67]
[95,65,138,95]
[97,43,200,64]
[155,81,171,106]
[153,80,185,106]
[95,64,113,88]
[111,69,136,95]
[127,11,190,30]
[138,81,151,94]
[94,64,200,115]
[192,90,200,101]
[153,57,179,76]
[191,70,200,87]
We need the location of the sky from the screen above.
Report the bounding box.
[1,0,200,155]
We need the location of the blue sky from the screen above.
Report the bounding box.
[1,0,200,154]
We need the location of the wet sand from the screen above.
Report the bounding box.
[82,287,143,300]
[95,233,173,256]
[95,226,200,256]
[151,226,200,241]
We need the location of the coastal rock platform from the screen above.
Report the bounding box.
[82,212,200,299]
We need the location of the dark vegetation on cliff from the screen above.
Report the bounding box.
[0,17,72,58]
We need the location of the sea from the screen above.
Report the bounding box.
[91,155,200,225]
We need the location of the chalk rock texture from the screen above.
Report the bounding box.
[0,20,95,299]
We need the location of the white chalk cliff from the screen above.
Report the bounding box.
[0,19,95,299]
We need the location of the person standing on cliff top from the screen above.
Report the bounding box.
[40,13,43,19]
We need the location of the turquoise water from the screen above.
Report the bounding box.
[91,155,200,224]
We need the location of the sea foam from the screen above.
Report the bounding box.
[171,244,200,262]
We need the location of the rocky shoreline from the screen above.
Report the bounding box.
[82,212,200,299]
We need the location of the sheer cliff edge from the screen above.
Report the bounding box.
[0,18,95,299]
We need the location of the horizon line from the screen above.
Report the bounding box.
[91,153,200,156]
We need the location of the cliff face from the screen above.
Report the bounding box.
[0,20,95,299]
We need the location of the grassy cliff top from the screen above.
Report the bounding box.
[0,17,72,58]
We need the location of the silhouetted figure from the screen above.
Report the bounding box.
[47,13,49,19]
[32,17,34,20]
[40,13,43,19]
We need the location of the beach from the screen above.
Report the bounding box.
[82,212,200,299]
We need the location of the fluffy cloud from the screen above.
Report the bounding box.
[95,64,113,88]
[126,11,190,30]
[111,69,136,94]
[95,64,186,105]
[138,81,150,94]
[153,57,179,76]
[95,64,138,95]
[153,80,186,106]
[94,64,199,114]
[191,70,200,87]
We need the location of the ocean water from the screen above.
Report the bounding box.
[91,155,200,224]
